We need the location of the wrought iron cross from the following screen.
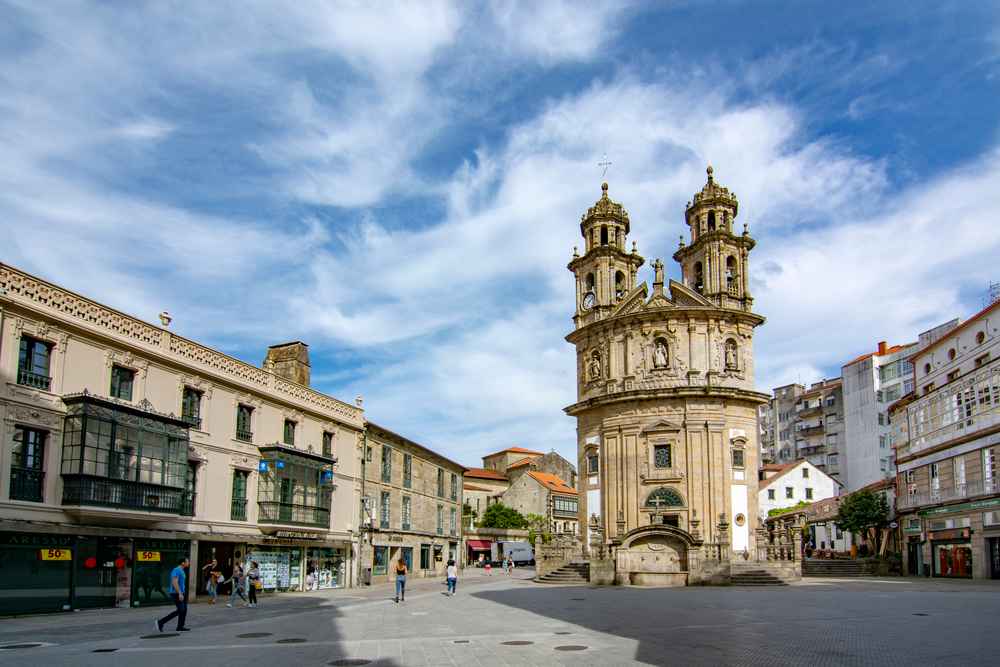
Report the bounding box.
[598,154,612,179]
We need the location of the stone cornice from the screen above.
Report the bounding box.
[566,305,764,344]
[564,385,770,416]
[0,263,363,430]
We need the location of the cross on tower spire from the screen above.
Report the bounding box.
[598,153,612,180]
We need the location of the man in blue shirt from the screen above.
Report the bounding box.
[156,556,191,632]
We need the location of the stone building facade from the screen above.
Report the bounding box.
[893,300,1000,579]
[502,470,578,536]
[0,263,365,614]
[360,423,464,583]
[565,169,769,586]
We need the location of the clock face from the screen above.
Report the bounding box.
[582,292,596,310]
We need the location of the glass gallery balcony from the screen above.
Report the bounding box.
[59,392,190,516]
[257,443,336,529]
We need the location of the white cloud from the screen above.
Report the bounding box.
[488,0,633,63]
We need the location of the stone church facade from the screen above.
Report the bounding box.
[565,168,770,585]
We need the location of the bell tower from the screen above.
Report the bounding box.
[567,182,645,328]
[673,166,755,312]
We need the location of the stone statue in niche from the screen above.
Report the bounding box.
[653,339,668,368]
[653,258,664,285]
[725,340,738,370]
[589,351,603,381]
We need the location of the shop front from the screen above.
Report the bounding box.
[306,546,346,589]
[467,539,492,566]
[245,543,303,592]
[931,529,973,578]
[0,531,190,615]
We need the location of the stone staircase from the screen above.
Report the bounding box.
[536,562,590,584]
[802,559,876,578]
[729,562,797,586]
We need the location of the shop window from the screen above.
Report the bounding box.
[110,365,135,401]
[181,387,202,430]
[653,444,672,468]
[373,546,388,576]
[10,426,46,502]
[934,542,972,578]
[403,454,412,488]
[17,336,53,391]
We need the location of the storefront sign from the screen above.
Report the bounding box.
[136,550,161,562]
[39,548,71,561]
[273,531,321,540]
[920,497,1000,517]
[388,535,403,542]
[929,529,969,541]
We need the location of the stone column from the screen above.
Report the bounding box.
[717,513,731,562]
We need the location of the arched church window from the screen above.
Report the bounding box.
[725,339,738,370]
[645,486,684,509]
[726,256,737,294]
[615,271,626,299]
[693,262,704,293]
[601,225,608,245]
[708,211,716,231]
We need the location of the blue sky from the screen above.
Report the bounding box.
[3,1,1000,466]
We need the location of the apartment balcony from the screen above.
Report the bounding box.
[796,423,825,436]
[258,500,330,528]
[236,428,253,443]
[9,467,44,502]
[904,362,1000,457]
[61,475,185,514]
[180,492,196,517]
[553,507,578,519]
[231,497,248,521]
[897,478,999,510]
[797,403,823,418]
[17,369,52,391]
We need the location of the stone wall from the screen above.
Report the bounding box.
[534,536,582,578]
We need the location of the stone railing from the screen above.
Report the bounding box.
[535,535,583,578]
[756,526,801,562]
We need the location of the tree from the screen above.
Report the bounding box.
[835,489,890,557]
[479,503,528,529]
[525,513,551,545]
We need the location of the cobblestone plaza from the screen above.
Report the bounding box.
[0,570,995,666]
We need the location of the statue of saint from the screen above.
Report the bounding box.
[589,353,602,381]
[653,339,668,368]
[653,258,664,285]
[725,341,737,369]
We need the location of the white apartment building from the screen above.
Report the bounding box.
[758,460,841,520]
[842,340,918,491]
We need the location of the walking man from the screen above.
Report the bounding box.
[227,559,248,607]
[156,556,191,633]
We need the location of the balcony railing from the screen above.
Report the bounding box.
[17,369,51,391]
[10,467,44,502]
[182,414,202,430]
[897,478,998,510]
[180,492,196,517]
[61,475,184,513]
[257,501,330,528]
[231,497,248,521]
[236,428,253,443]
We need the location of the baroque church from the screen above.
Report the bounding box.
[565,167,769,585]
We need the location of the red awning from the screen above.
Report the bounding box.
[466,539,492,550]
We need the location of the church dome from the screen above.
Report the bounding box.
[685,165,738,219]
[581,182,630,234]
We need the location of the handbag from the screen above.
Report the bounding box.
[254,580,263,590]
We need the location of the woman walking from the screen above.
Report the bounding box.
[247,561,261,608]
[227,559,248,607]
[446,559,458,596]
[393,556,408,603]
[202,559,221,604]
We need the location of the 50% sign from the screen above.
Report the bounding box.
[39,548,72,561]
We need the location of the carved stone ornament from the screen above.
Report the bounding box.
[5,405,62,429]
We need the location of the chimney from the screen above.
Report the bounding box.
[263,342,311,386]
[877,341,887,355]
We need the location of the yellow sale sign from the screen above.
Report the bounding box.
[137,551,161,562]
[40,548,71,561]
